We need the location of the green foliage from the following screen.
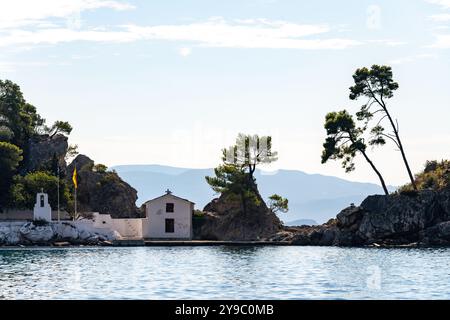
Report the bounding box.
[268,194,289,213]
[321,110,389,195]
[93,163,108,173]
[8,171,71,210]
[65,144,79,162]
[222,133,278,176]
[206,133,278,214]
[0,142,23,209]
[0,79,74,209]
[399,160,450,193]
[193,209,205,218]
[349,65,416,189]
[0,123,13,141]
[45,120,73,138]
[0,80,44,150]
[321,110,365,173]
[349,65,399,101]
[350,65,400,148]
[206,164,254,194]
[99,171,121,186]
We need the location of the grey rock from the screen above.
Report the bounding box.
[66,155,141,218]
[195,190,283,241]
[26,134,68,174]
[336,205,364,229]
[19,222,54,242]
[53,222,79,240]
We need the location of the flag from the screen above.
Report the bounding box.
[72,167,78,189]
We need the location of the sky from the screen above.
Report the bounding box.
[0,0,449,187]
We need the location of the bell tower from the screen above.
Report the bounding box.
[33,190,52,222]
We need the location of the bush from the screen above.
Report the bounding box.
[193,210,205,218]
[93,163,108,173]
[8,171,71,209]
[399,160,450,192]
[32,218,49,226]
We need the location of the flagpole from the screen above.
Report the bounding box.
[57,165,60,222]
[73,165,77,222]
[74,186,77,221]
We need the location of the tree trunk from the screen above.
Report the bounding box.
[360,149,389,195]
[383,108,417,190]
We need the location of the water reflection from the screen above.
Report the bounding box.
[0,246,449,299]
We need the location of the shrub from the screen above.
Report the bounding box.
[8,171,71,209]
[399,160,450,192]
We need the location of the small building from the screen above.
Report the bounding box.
[34,191,52,222]
[142,190,194,240]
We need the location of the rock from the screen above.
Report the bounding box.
[289,226,337,246]
[267,231,295,242]
[53,222,79,240]
[195,191,283,241]
[67,154,93,172]
[357,191,444,243]
[421,221,450,245]
[25,134,68,174]
[66,155,141,218]
[78,229,94,241]
[19,222,54,243]
[336,205,364,229]
[0,225,21,245]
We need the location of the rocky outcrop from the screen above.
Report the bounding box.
[25,134,68,174]
[0,221,118,246]
[20,222,54,242]
[194,191,283,241]
[67,155,141,218]
[277,188,450,246]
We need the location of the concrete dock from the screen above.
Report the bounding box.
[112,240,291,246]
[145,240,292,246]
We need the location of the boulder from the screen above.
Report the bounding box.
[357,191,445,243]
[0,225,21,245]
[421,221,450,245]
[67,155,141,218]
[19,222,54,243]
[196,191,283,241]
[53,222,79,240]
[336,205,364,229]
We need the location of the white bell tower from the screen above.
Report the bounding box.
[33,190,52,222]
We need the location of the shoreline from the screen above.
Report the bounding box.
[0,240,447,249]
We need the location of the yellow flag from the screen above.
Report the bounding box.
[72,167,78,189]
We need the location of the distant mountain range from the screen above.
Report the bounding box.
[112,165,395,224]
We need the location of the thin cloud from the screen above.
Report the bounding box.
[389,53,438,64]
[427,0,450,9]
[0,0,134,29]
[429,34,450,48]
[0,18,362,50]
[430,13,450,21]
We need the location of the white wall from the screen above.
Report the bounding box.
[142,194,193,239]
[34,193,52,222]
[92,213,142,239]
[0,210,71,221]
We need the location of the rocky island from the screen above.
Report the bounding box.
[1,67,450,247]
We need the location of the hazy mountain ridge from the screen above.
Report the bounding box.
[112,165,394,224]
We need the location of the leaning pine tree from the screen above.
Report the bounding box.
[349,65,416,190]
[321,110,389,195]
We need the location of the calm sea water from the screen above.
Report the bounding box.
[0,246,449,300]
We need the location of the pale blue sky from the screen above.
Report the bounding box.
[1,0,449,186]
